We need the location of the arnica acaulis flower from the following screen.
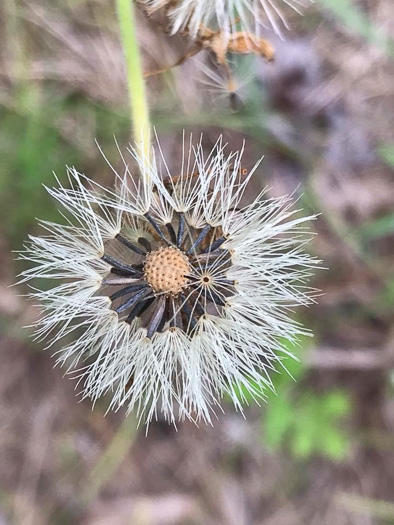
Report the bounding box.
[144,0,311,39]
[20,135,318,425]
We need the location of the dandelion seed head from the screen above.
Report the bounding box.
[20,134,319,426]
[143,0,312,39]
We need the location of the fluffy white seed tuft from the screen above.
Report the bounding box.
[19,135,319,426]
[143,0,312,39]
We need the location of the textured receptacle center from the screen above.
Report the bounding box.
[144,247,191,295]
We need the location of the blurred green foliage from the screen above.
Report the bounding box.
[265,385,350,461]
[357,214,394,241]
[379,144,394,167]
[263,338,351,461]
[229,336,351,461]
[0,86,130,247]
[317,0,394,56]
[1,90,76,241]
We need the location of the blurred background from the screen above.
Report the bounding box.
[1,0,394,524]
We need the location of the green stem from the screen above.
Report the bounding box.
[81,415,138,502]
[116,0,150,158]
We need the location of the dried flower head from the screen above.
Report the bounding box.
[143,0,312,39]
[20,135,318,425]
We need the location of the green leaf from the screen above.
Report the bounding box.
[357,214,394,241]
[291,428,315,458]
[263,389,351,461]
[378,144,394,167]
[264,393,294,448]
[320,430,350,460]
[323,391,351,417]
